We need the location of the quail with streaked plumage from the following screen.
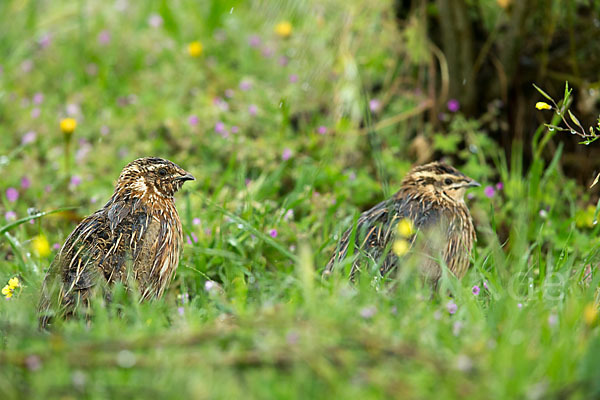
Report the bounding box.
[38,157,194,327]
[325,161,479,282]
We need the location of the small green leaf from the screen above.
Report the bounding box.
[567,110,583,129]
[532,83,554,103]
[563,81,571,101]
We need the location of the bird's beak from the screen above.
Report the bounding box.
[177,173,195,182]
[465,179,481,188]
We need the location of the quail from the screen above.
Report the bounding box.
[325,161,479,282]
[38,157,194,327]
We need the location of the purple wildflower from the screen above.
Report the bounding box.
[248,35,261,47]
[261,46,273,58]
[283,209,294,221]
[495,182,504,190]
[348,171,357,181]
[213,97,229,112]
[37,34,52,50]
[446,301,457,315]
[53,243,61,250]
[239,80,252,91]
[148,14,163,28]
[467,193,475,200]
[21,177,31,189]
[484,186,495,198]
[66,103,81,116]
[359,305,377,319]
[33,93,44,105]
[6,188,18,202]
[317,126,327,135]
[369,99,381,113]
[214,121,226,134]
[70,175,82,187]
[188,115,199,126]
[204,280,217,292]
[447,99,460,113]
[5,211,16,221]
[21,131,37,145]
[483,281,489,290]
[24,355,41,371]
[186,236,192,245]
[231,126,239,134]
[472,285,480,295]
[97,30,111,45]
[539,209,548,218]
[548,314,558,327]
[248,104,258,116]
[278,56,289,66]
[517,303,523,309]
[191,232,198,243]
[30,108,41,119]
[269,229,278,238]
[177,307,184,316]
[282,148,292,161]
[289,74,298,83]
[193,218,201,226]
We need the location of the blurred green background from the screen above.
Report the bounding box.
[1,0,600,398]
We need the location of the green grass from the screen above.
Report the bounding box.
[1,0,599,398]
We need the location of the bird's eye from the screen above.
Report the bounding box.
[444,178,453,185]
[158,168,167,177]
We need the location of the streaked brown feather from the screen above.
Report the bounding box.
[38,157,194,327]
[325,161,477,282]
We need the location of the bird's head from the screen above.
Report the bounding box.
[402,161,480,203]
[116,157,195,201]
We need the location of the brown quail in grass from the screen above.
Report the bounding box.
[325,161,479,282]
[38,157,194,327]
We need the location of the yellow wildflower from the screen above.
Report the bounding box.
[275,21,292,38]
[397,218,415,237]
[188,41,203,57]
[583,303,598,326]
[8,277,19,289]
[535,102,552,111]
[496,0,511,8]
[2,285,11,296]
[60,118,77,134]
[393,239,410,257]
[32,235,51,258]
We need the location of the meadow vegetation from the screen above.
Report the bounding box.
[1,1,599,398]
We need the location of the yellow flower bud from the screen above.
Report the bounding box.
[393,239,410,257]
[397,218,415,237]
[188,41,203,57]
[583,303,598,326]
[8,277,19,289]
[275,21,292,38]
[535,102,552,111]
[32,235,51,258]
[60,118,77,134]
